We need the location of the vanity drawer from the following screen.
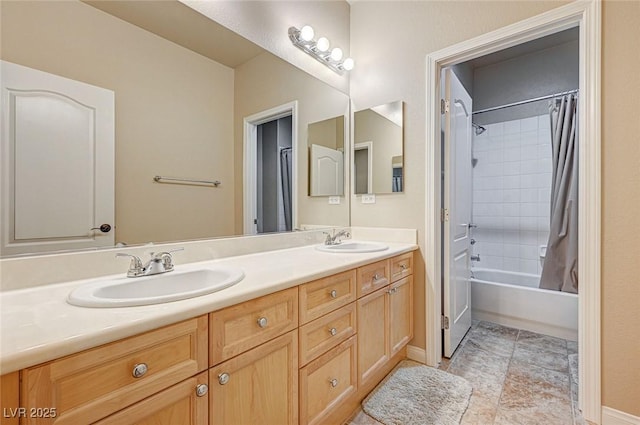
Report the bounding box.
[356,259,390,297]
[21,316,208,425]
[210,287,298,365]
[299,336,357,425]
[390,252,413,282]
[299,270,356,324]
[299,302,356,366]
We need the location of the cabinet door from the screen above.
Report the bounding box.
[389,276,414,356]
[209,330,298,425]
[94,373,208,425]
[356,287,389,387]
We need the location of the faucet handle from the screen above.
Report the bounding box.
[116,253,144,277]
[149,248,183,271]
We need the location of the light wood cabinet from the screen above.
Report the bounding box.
[389,276,414,356]
[209,330,298,425]
[299,336,357,425]
[1,372,19,425]
[94,372,209,425]
[390,252,413,282]
[299,303,356,366]
[299,270,356,324]
[21,316,207,425]
[209,287,298,365]
[356,286,389,387]
[356,259,389,297]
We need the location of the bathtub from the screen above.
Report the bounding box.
[470,268,578,341]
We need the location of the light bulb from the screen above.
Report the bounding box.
[330,47,343,61]
[342,58,354,71]
[316,37,330,52]
[300,25,314,42]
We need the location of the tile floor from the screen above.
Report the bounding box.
[346,321,584,425]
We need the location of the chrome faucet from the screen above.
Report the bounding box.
[323,229,351,246]
[116,248,184,277]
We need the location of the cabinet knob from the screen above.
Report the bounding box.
[329,289,337,299]
[329,378,338,388]
[387,287,398,295]
[132,363,148,378]
[400,264,408,270]
[218,372,230,385]
[373,273,381,280]
[196,383,208,397]
[257,317,268,328]
[329,327,337,336]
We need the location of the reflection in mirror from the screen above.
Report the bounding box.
[0,0,350,257]
[308,116,345,196]
[353,101,404,194]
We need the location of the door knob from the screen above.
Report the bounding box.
[91,224,112,233]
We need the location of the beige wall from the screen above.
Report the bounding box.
[182,0,351,94]
[350,0,640,416]
[0,0,236,245]
[354,109,402,193]
[601,0,640,416]
[234,52,350,233]
[349,0,570,351]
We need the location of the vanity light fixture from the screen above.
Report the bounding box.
[288,25,354,75]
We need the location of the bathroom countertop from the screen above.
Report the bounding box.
[0,241,417,374]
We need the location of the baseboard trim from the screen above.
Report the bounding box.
[602,407,640,425]
[406,345,426,363]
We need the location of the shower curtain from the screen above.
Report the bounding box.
[540,94,579,294]
[280,147,293,231]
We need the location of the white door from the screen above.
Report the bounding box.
[309,144,344,196]
[443,68,473,357]
[1,61,114,256]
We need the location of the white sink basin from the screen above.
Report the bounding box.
[316,241,389,253]
[67,266,244,308]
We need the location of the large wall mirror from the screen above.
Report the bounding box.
[353,101,404,194]
[0,0,350,257]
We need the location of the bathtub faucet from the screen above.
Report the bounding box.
[470,254,481,262]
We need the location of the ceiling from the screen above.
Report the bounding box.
[466,27,579,70]
[84,0,264,68]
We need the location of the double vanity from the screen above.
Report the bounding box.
[0,236,417,425]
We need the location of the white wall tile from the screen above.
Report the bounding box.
[488,122,504,137]
[521,116,538,132]
[504,119,520,134]
[472,114,553,277]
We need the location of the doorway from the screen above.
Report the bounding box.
[243,102,298,235]
[425,2,601,422]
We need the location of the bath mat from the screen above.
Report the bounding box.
[362,360,472,425]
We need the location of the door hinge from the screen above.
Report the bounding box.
[440,99,450,114]
[440,208,449,222]
[441,315,450,330]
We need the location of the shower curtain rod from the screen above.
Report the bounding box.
[472,89,579,115]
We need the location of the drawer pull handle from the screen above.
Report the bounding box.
[400,264,408,270]
[257,317,268,328]
[329,378,338,388]
[387,287,398,295]
[132,363,148,378]
[329,289,337,299]
[218,372,230,385]
[329,327,337,336]
[196,384,209,397]
[373,273,381,280]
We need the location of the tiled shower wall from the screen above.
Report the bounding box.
[472,114,552,275]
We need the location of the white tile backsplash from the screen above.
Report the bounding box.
[472,114,552,276]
